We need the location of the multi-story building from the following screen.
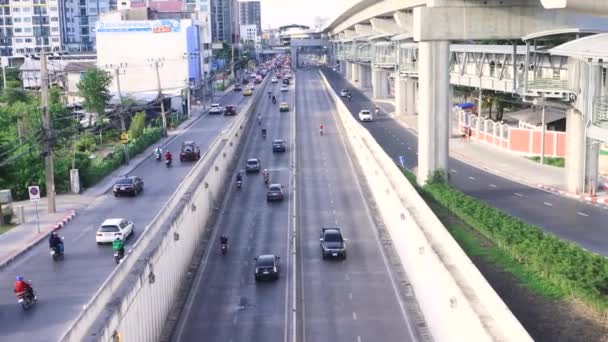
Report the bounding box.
[239,24,256,44]
[60,0,117,53]
[238,0,259,33]
[210,0,236,43]
[1,0,63,56]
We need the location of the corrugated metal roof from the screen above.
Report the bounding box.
[550,33,608,60]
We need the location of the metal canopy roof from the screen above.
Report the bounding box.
[522,28,607,41]
[550,33,608,61]
[391,33,413,41]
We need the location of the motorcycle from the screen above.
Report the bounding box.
[263,174,269,185]
[50,242,64,261]
[236,180,242,189]
[16,285,36,311]
[114,249,125,264]
[262,130,267,139]
[221,243,227,255]
[165,159,172,168]
[155,153,161,161]
[272,97,276,104]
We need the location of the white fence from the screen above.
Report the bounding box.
[319,71,532,342]
[60,76,270,342]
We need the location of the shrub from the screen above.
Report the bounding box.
[128,111,145,140]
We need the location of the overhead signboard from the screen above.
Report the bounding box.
[96,20,181,34]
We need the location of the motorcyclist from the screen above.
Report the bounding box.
[261,128,267,138]
[263,169,269,183]
[14,276,34,300]
[112,236,125,259]
[236,172,243,183]
[48,231,63,253]
[154,146,163,158]
[375,106,380,116]
[258,114,262,125]
[268,91,271,98]
[164,150,172,162]
[220,235,228,246]
[320,124,324,135]
[272,95,276,104]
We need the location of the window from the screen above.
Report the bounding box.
[24,17,31,22]
[13,17,20,22]
[14,28,21,33]
[15,38,22,43]
[25,38,32,42]
[24,28,31,33]
[49,6,56,11]
[12,7,19,12]
[51,37,58,42]
[51,27,58,32]
[23,7,30,11]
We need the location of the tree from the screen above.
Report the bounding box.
[77,68,112,122]
[128,111,145,140]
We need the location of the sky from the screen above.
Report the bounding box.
[259,0,355,29]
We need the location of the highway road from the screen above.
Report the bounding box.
[322,68,608,256]
[0,88,256,340]
[174,74,296,342]
[174,70,421,342]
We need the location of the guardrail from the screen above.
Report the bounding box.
[60,76,271,342]
[319,70,532,342]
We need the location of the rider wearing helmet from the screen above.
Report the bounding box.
[14,276,34,299]
[48,231,63,253]
[220,235,228,246]
[164,150,172,162]
[112,236,125,259]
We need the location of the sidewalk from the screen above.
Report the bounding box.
[0,90,233,268]
[346,80,608,205]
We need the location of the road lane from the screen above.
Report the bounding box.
[174,77,295,342]
[297,70,417,342]
[0,89,254,340]
[322,68,608,256]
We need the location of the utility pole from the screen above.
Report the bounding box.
[540,95,546,165]
[185,78,191,118]
[114,66,129,164]
[40,51,56,214]
[152,59,167,136]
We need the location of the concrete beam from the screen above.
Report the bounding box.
[355,23,376,36]
[393,11,413,30]
[541,0,608,15]
[370,17,400,34]
[413,5,608,41]
[343,29,357,40]
[331,0,426,35]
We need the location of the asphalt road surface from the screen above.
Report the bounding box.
[174,74,296,342]
[0,89,255,341]
[322,68,608,256]
[174,70,419,342]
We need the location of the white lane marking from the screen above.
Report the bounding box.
[348,292,353,300]
[345,273,350,281]
[352,312,358,321]
[514,192,523,197]
[407,147,411,150]
[577,212,589,217]
[543,202,553,207]
[468,176,475,180]
[450,169,457,174]
[357,337,362,342]
[233,315,238,325]
[489,184,497,188]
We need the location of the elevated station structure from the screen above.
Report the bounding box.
[323,0,608,195]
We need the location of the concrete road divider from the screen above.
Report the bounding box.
[319,71,532,342]
[59,76,270,342]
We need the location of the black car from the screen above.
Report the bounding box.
[272,139,286,153]
[113,176,144,197]
[224,105,237,116]
[180,141,201,161]
[282,78,290,85]
[254,254,280,281]
[266,184,284,201]
[234,85,242,91]
[245,158,261,172]
[320,228,346,260]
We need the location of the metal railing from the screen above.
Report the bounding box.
[593,97,608,128]
[373,44,395,67]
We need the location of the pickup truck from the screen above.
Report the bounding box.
[320,228,346,260]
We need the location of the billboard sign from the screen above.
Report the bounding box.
[96,20,181,34]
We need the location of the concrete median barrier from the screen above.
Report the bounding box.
[319,71,532,342]
[59,76,270,342]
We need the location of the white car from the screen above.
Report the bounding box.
[285,73,292,79]
[340,89,350,97]
[209,103,222,114]
[96,218,134,244]
[358,110,373,122]
[280,85,289,92]
[271,77,278,83]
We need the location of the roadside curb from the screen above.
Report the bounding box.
[0,210,77,270]
[536,184,608,205]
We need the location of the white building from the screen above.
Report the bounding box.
[96,17,203,101]
[240,24,257,43]
[9,0,62,56]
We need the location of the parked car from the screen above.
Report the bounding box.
[113,176,144,197]
[254,254,280,281]
[180,141,201,162]
[209,103,222,114]
[320,228,346,260]
[96,218,134,244]
[266,183,284,201]
[358,110,373,122]
[224,105,237,116]
[245,158,261,172]
[272,139,286,153]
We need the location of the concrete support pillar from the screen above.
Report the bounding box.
[70,168,80,194]
[566,108,585,194]
[359,64,372,88]
[405,79,417,115]
[351,63,359,83]
[345,61,352,80]
[372,69,389,98]
[417,40,450,185]
[394,77,407,116]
